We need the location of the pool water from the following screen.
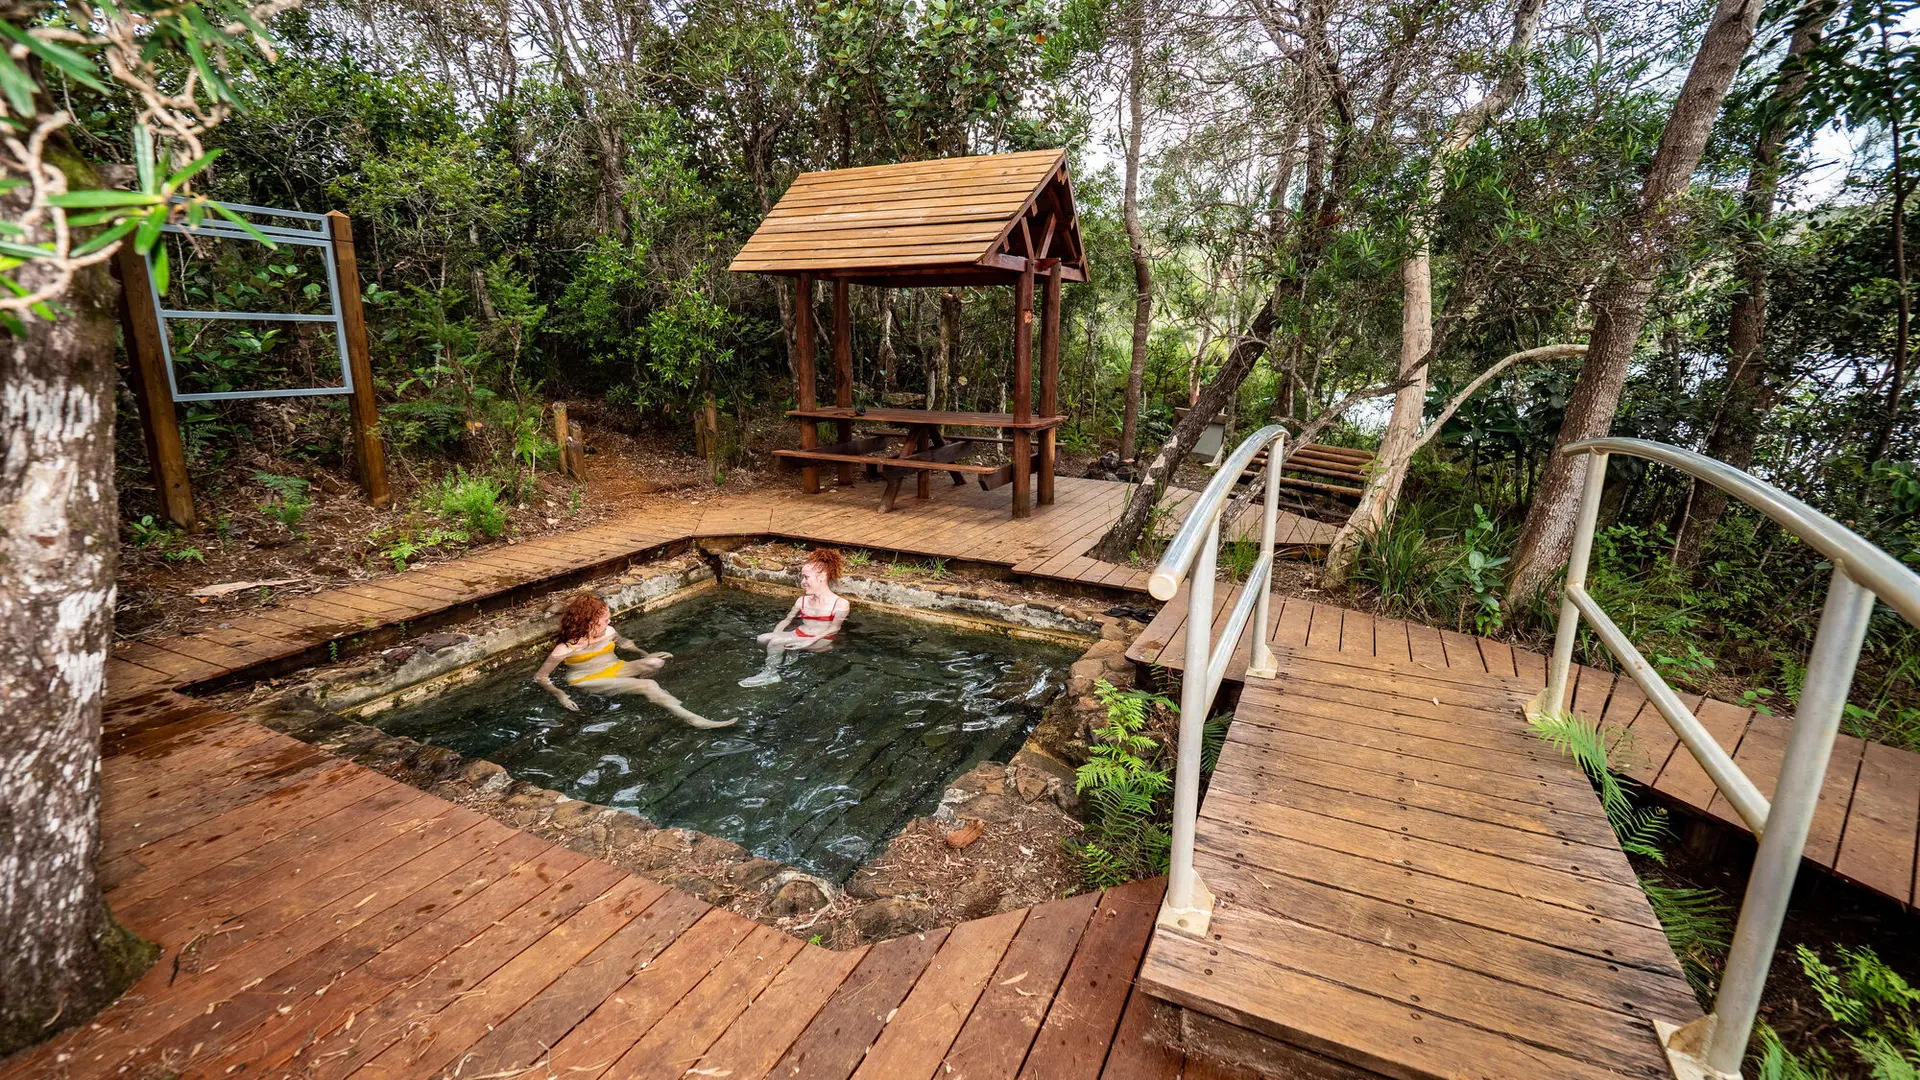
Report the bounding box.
[372,588,1080,881]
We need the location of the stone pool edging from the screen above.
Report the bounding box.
[229,544,1156,947]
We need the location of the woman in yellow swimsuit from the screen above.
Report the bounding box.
[533,593,731,728]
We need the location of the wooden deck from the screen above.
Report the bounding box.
[1137,644,1702,1079]
[106,477,1335,705]
[4,692,1205,1080]
[1128,587,1920,910]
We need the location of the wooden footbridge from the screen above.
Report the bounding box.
[18,468,1917,1080]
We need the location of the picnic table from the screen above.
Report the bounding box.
[774,407,1065,512]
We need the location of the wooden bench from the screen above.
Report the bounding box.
[785,407,1064,513]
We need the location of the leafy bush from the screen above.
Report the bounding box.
[1070,680,1176,889]
[255,472,312,533]
[1756,947,1920,1079]
[420,469,506,539]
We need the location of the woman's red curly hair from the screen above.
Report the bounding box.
[805,547,844,583]
[559,592,609,644]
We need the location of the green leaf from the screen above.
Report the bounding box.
[0,307,27,337]
[0,239,53,260]
[207,200,277,248]
[133,205,166,254]
[0,50,40,117]
[163,149,222,192]
[62,208,129,228]
[133,123,155,193]
[151,243,170,293]
[72,218,138,256]
[0,22,107,93]
[49,190,164,209]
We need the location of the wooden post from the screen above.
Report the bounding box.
[1040,262,1062,506]
[795,274,819,494]
[113,244,196,529]
[833,279,854,486]
[325,211,390,507]
[1011,267,1035,518]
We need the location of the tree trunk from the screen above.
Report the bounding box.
[877,289,897,394]
[936,288,962,410]
[0,246,157,1057]
[1508,0,1764,603]
[1324,0,1545,584]
[1675,0,1831,566]
[1874,5,1910,463]
[1118,7,1153,465]
[1091,297,1280,562]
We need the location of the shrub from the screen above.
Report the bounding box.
[255,472,312,533]
[1070,680,1176,889]
[421,469,507,539]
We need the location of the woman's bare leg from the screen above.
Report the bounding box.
[592,676,732,728]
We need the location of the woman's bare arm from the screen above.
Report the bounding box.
[772,598,803,634]
[533,644,579,711]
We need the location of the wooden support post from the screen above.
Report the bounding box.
[113,244,196,529]
[1040,262,1062,506]
[833,279,854,486]
[1011,267,1035,519]
[795,274,819,494]
[325,211,390,507]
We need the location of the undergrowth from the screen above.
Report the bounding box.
[1758,947,1920,1079]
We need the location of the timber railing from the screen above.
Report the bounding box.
[1145,423,1288,939]
[1541,437,1920,1080]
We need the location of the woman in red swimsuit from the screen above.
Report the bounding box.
[741,548,849,687]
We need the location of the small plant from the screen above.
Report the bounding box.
[255,471,312,533]
[1070,680,1177,889]
[1452,504,1509,634]
[845,549,872,568]
[373,521,469,571]
[1756,947,1920,1078]
[1529,711,1669,861]
[1642,879,1732,998]
[925,557,950,579]
[161,545,205,565]
[1222,540,1259,583]
[885,558,910,578]
[128,515,175,550]
[328,640,340,662]
[569,487,583,515]
[422,469,507,539]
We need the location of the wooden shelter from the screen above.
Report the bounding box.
[730,149,1086,518]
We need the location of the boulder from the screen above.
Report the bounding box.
[769,878,830,915]
[960,793,1027,825]
[462,759,511,793]
[413,631,470,653]
[1081,639,1128,661]
[852,898,938,941]
[550,800,609,828]
[727,858,786,890]
[408,744,464,779]
[603,813,656,848]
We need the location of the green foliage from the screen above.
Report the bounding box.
[1528,711,1669,861]
[1070,680,1175,889]
[370,519,468,570]
[255,471,311,532]
[1352,501,1512,634]
[1756,947,1920,1079]
[1641,879,1732,998]
[128,515,176,550]
[420,469,507,539]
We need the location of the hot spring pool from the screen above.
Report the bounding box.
[368,588,1081,881]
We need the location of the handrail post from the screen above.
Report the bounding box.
[1247,437,1282,679]
[1545,452,1607,716]
[1161,516,1221,938]
[1679,568,1876,1077]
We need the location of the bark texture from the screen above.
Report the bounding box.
[1323,0,1545,583]
[1118,5,1153,465]
[1674,0,1832,566]
[1507,0,1764,603]
[0,247,157,1056]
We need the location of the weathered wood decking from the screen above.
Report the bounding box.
[106,477,1335,705]
[1128,587,1920,910]
[3,693,1194,1080]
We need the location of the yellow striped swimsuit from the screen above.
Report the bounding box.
[562,638,625,684]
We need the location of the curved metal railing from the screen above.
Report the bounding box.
[1544,437,1920,1080]
[1147,423,1287,938]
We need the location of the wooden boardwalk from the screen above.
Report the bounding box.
[106,477,1335,705]
[1137,644,1702,1079]
[4,692,1210,1080]
[1129,587,1920,910]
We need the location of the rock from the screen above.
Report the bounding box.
[1104,654,1134,673]
[690,832,750,864]
[852,898,938,941]
[408,744,464,779]
[843,875,879,900]
[1082,639,1127,661]
[954,881,1001,920]
[413,631,470,652]
[1016,774,1047,802]
[728,858,785,890]
[603,813,656,848]
[462,759,511,793]
[961,794,1027,825]
[363,736,418,765]
[951,761,1006,796]
[1100,620,1128,641]
[769,878,830,915]
[550,800,609,828]
[1068,657,1107,683]
[383,646,416,667]
[503,784,564,809]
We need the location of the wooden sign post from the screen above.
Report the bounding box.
[325,212,391,508]
[113,244,196,529]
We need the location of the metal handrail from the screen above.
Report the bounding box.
[1543,437,1920,1080]
[1148,424,1287,938]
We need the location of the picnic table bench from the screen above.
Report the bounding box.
[775,407,1065,512]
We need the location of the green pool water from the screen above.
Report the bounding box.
[371,588,1080,881]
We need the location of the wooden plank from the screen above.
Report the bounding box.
[1708,709,1791,827]
[687,944,870,1080]
[1370,615,1414,664]
[942,891,1101,1078]
[1833,741,1920,905]
[1020,877,1165,1080]
[328,212,391,505]
[1478,635,1519,677]
[115,242,197,527]
[1513,646,1548,687]
[1304,604,1343,652]
[850,908,1026,1080]
[1438,628,1488,672]
[1804,733,1867,868]
[1094,986,1183,1080]
[1338,608,1376,658]
[540,910,755,1078]
[1649,697,1753,812]
[1405,621,1448,669]
[601,924,809,1080]
[438,889,711,1080]
[773,928,951,1080]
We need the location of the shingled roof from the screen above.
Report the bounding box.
[728,149,1086,287]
